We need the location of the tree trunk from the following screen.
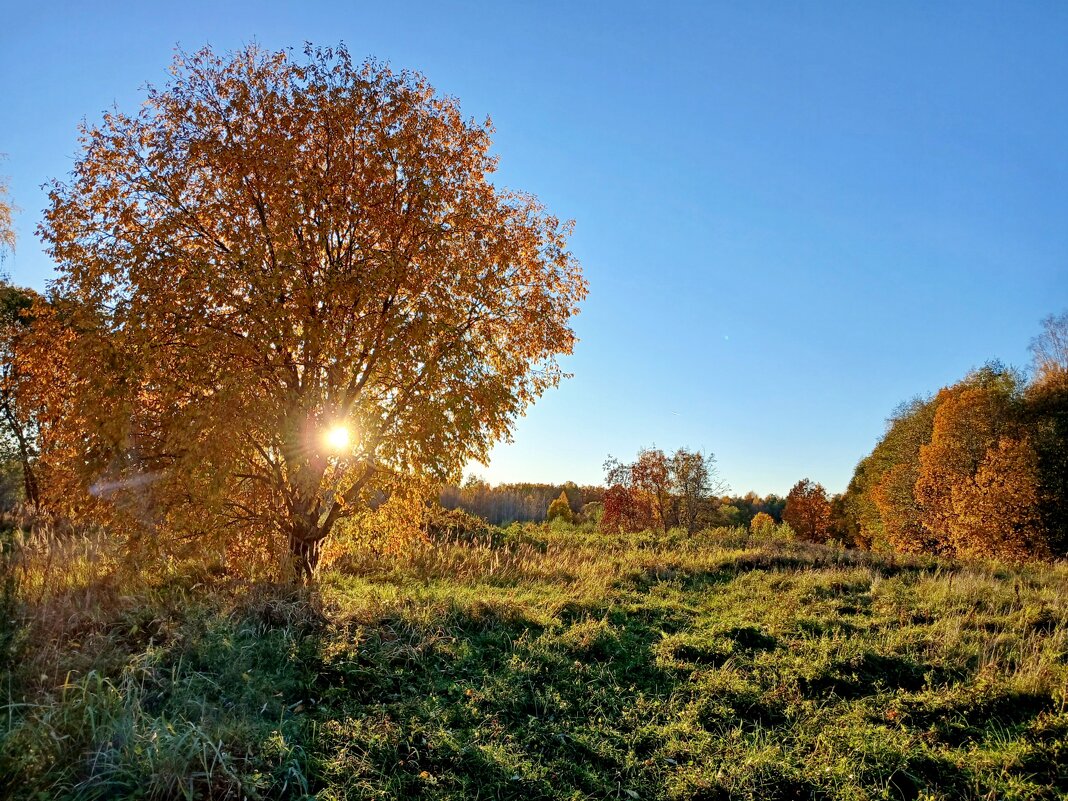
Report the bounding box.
[288,529,324,584]
[285,499,345,584]
[0,396,39,509]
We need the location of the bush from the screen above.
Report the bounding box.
[546,491,573,524]
[579,501,603,525]
[425,505,494,543]
[750,511,775,535]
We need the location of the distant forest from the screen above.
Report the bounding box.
[439,478,786,528]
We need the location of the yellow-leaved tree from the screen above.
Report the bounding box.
[36,44,587,579]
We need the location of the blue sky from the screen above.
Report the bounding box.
[2,2,1066,494]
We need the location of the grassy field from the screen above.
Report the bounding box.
[1,524,1066,800]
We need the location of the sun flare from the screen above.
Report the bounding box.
[323,424,352,453]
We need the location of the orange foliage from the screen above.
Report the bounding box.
[34,44,587,578]
[783,479,831,543]
[601,484,655,534]
[913,374,1048,559]
[950,436,1047,559]
[871,463,938,554]
[630,449,672,531]
[915,383,1009,543]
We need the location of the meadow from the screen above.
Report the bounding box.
[1,523,1066,800]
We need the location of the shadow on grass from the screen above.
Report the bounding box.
[800,652,928,700]
[305,601,685,798]
[897,686,1057,747]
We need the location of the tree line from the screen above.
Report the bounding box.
[780,313,1067,560]
[536,310,1067,565]
[437,467,788,532]
[439,479,605,525]
[596,447,786,533]
[0,42,1062,574]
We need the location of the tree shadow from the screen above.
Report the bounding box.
[800,652,927,700]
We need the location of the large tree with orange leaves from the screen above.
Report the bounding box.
[783,479,831,543]
[36,44,587,578]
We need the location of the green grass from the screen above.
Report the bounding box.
[2,525,1067,800]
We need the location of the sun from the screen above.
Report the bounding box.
[323,424,352,453]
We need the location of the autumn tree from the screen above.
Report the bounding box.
[749,511,775,535]
[838,316,1068,561]
[601,447,725,534]
[560,481,584,515]
[671,448,725,534]
[783,479,831,543]
[600,482,655,534]
[37,44,587,579]
[915,366,1048,558]
[0,171,47,510]
[546,490,573,524]
[949,436,1047,559]
[915,369,1018,541]
[840,395,941,552]
[828,493,859,546]
[606,448,675,531]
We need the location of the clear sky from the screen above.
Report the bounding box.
[2,2,1066,494]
